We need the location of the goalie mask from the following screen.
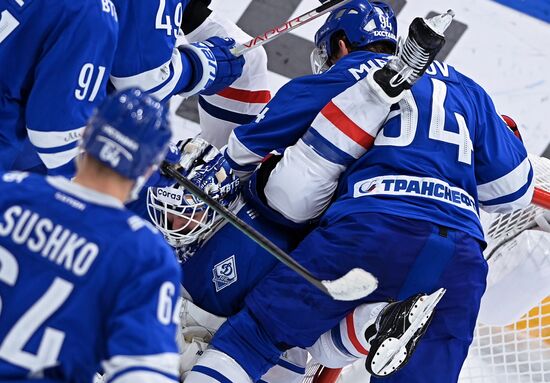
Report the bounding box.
[311,0,397,74]
[147,140,240,259]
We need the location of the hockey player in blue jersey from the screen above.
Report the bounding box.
[145,139,309,382]
[225,0,398,183]
[0,0,118,176]
[0,88,182,383]
[109,0,246,103]
[191,2,535,383]
[142,138,444,382]
[0,0,246,177]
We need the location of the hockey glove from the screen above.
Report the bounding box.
[164,137,241,202]
[178,37,245,98]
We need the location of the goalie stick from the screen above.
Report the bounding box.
[161,162,378,301]
[230,0,353,56]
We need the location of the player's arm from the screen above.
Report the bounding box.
[224,79,322,180]
[182,0,271,148]
[102,230,182,383]
[25,2,118,177]
[109,0,244,103]
[470,83,534,213]
[262,76,391,223]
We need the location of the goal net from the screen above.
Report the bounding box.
[306,154,550,383]
[459,155,550,383]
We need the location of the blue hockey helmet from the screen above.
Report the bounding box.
[311,0,397,73]
[81,88,172,180]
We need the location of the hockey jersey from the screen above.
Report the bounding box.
[325,62,533,242]
[109,0,195,102]
[0,0,118,176]
[181,203,298,317]
[225,51,533,243]
[185,12,271,148]
[224,50,388,177]
[0,172,181,383]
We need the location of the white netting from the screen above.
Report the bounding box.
[459,298,550,383]
[459,155,550,383]
[302,361,322,383]
[482,155,550,259]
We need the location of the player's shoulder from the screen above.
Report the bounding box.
[271,51,387,104]
[43,0,118,29]
[332,50,390,80]
[447,65,494,107]
[122,214,178,266]
[0,171,46,194]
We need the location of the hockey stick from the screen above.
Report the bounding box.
[230,0,352,56]
[161,162,378,301]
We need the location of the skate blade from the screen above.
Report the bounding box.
[370,288,446,375]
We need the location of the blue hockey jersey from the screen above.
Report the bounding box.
[225,51,533,243]
[109,0,194,102]
[128,181,298,318]
[325,62,533,242]
[225,50,388,177]
[0,172,181,383]
[181,203,298,317]
[0,0,118,176]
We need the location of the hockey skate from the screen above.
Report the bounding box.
[368,10,455,102]
[365,288,446,377]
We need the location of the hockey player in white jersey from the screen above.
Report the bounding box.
[179,0,271,148]
[0,88,181,383]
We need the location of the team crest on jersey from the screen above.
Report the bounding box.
[212,255,237,292]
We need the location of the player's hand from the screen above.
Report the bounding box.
[179,37,245,97]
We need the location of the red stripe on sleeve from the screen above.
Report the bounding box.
[218,87,272,104]
[321,101,375,149]
[345,310,370,356]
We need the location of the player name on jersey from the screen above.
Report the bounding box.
[0,205,98,277]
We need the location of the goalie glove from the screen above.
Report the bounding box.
[168,137,241,203]
[178,37,245,98]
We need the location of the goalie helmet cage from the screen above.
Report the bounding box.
[304,154,550,383]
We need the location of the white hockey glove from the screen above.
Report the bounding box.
[178,298,226,375]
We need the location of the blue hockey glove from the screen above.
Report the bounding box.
[179,37,245,98]
[162,138,241,202]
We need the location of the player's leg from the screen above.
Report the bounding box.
[370,230,488,383]
[207,213,466,381]
[308,288,445,377]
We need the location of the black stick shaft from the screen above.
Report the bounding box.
[161,163,330,296]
